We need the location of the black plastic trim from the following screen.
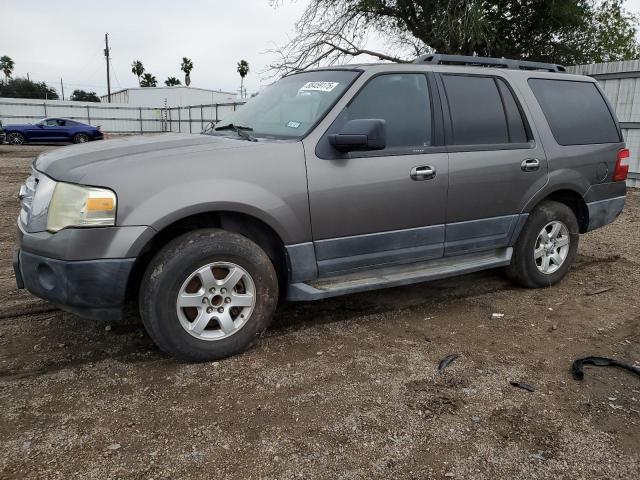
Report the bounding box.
[18,250,135,321]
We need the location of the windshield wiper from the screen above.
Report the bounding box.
[214,123,257,142]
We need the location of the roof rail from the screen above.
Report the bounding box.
[413,54,566,73]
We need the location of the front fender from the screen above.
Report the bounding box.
[134,179,307,244]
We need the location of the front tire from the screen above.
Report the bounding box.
[507,200,579,288]
[8,132,25,145]
[139,229,278,362]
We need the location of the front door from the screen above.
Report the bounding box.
[305,72,449,276]
[436,72,549,256]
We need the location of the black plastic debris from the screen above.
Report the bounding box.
[572,356,640,380]
[585,286,613,296]
[438,354,460,372]
[510,381,536,392]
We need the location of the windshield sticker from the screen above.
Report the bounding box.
[287,121,301,129]
[299,81,339,93]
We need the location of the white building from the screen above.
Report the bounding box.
[100,86,237,107]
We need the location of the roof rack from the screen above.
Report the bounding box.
[413,54,566,73]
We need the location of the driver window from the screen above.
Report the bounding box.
[345,74,432,149]
[45,119,63,126]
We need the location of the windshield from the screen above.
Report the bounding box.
[210,70,358,139]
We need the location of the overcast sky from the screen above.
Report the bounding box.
[3,0,640,99]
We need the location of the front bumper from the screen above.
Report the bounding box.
[14,249,135,321]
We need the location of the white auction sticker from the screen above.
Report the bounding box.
[299,81,339,93]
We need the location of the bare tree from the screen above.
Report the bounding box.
[267,1,412,77]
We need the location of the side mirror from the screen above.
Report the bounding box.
[328,119,386,152]
[37,124,44,128]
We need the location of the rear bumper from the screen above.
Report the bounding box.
[14,249,135,321]
[586,195,626,231]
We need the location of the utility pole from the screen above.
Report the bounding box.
[60,78,65,101]
[104,32,111,103]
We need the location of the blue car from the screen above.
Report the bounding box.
[3,118,103,145]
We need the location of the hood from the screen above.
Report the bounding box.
[35,133,266,181]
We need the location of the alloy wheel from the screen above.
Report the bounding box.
[534,220,570,274]
[8,133,24,145]
[175,262,256,341]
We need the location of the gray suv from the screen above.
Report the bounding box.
[14,55,629,361]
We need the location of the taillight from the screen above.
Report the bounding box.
[613,148,630,182]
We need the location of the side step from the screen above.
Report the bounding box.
[286,248,513,301]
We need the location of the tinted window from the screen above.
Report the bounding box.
[443,75,512,145]
[345,74,431,149]
[529,79,620,145]
[497,79,528,143]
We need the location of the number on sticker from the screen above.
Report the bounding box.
[299,81,339,93]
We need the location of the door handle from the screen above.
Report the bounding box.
[521,158,541,172]
[410,165,436,180]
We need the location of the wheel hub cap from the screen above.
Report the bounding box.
[534,221,570,274]
[176,262,256,341]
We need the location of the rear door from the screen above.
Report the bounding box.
[304,71,449,276]
[436,72,548,256]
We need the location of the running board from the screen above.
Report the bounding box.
[286,248,513,301]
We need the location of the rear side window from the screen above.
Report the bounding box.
[442,74,528,145]
[346,73,432,149]
[528,79,620,145]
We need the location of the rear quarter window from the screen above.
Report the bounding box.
[528,78,621,146]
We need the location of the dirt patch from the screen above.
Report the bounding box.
[0,144,639,479]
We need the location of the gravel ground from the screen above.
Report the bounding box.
[0,144,639,480]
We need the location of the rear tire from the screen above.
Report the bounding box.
[73,133,89,143]
[139,229,278,362]
[8,132,25,145]
[507,200,579,288]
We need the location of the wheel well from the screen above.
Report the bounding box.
[126,211,288,301]
[541,190,589,233]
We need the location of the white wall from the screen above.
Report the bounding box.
[102,86,237,107]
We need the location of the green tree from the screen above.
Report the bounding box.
[0,77,58,99]
[140,73,157,87]
[271,0,640,74]
[181,57,194,86]
[0,55,15,81]
[131,60,145,86]
[164,76,182,86]
[237,59,249,98]
[70,89,101,102]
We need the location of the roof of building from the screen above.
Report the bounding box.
[102,86,237,97]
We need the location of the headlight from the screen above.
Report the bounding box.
[47,182,117,232]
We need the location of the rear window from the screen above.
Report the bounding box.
[528,79,620,146]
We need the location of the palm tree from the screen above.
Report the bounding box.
[140,73,157,87]
[237,60,249,98]
[180,57,194,86]
[131,60,145,86]
[0,55,15,81]
[164,77,181,86]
